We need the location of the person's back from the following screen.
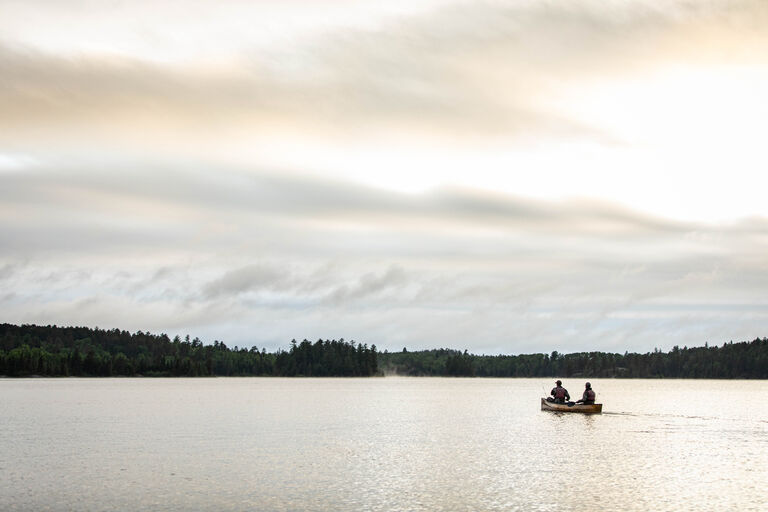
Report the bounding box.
[550,380,570,403]
[578,382,596,404]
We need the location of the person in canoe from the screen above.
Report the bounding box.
[576,382,596,405]
[550,380,570,403]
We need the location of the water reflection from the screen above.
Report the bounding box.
[1,378,766,511]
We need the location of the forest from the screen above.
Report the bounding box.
[1,323,766,378]
[379,339,768,379]
[0,324,377,377]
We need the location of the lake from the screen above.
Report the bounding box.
[1,378,766,511]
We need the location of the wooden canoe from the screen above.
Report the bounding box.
[541,397,602,414]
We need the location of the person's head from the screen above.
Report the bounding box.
[556,380,562,386]
[585,382,591,389]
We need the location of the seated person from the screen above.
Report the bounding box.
[576,382,596,404]
[550,380,570,403]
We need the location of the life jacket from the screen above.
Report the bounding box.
[554,386,566,399]
[586,389,596,401]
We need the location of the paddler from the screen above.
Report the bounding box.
[576,382,596,404]
[550,380,570,403]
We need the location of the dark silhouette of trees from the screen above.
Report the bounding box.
[1,323,764,379]
[378,338,768,379]
[445,350,475,376]
[271,338,378,376]
[0,323,376,377]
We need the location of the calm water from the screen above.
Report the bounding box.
[1,378,766,511]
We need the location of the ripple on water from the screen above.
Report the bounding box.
[1,377,767,511]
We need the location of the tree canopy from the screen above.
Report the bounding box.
[1,323,765,378]
[378,339,768,379]
[0,323,376,377]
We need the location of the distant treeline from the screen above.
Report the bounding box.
[1,323,766,378]
[379,339,768,379]
[0,324,377,377]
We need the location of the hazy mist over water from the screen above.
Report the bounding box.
[2,378,766,511]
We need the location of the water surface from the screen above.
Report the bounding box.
[1,378,766,511]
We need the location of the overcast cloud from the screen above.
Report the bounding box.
[1,0,767,353]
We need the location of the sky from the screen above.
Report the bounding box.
[1,0,768,354]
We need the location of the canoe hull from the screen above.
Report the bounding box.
[540,397,602,414]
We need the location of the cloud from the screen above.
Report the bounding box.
[203,264,294,299]
[2,1,768,353]
[2,159,767,352]
[0,161,700,262]
[325,265,407,304]
[4,0,766,151]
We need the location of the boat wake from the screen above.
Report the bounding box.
[602,411,768,424]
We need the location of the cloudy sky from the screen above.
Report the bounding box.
[2,0,767,354]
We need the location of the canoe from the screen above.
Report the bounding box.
[541,397,602,414]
